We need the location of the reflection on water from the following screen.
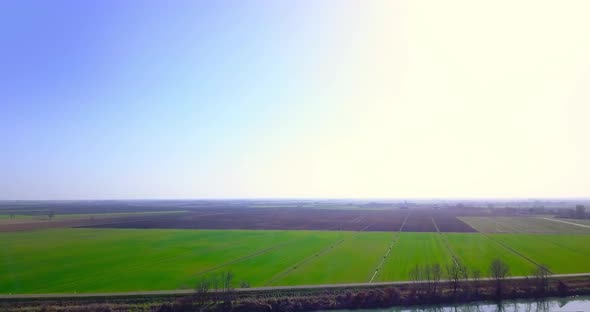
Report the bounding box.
[321,296,589,312]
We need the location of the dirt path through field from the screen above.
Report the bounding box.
[191,215,374,277]
[193,238,305,277]
[540,217,590,229]
[480,233,551,273]
[368,212,409,282]
[3,273,589,299]
[431,217,460,267]
[526,234,590,257]
[265,221,375,286]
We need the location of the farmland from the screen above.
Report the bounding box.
[460,216,590,234]
[273,232,394,285]
[81,208,478,232]
[1,200,589,295]
[376,232,453,281]
[1,229,311,293]
[489,234,590,273]
[562,219,590,226]
[0,211,188,224]
[1,227,589,294]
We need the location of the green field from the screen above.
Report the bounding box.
[1,229,306,293]
[273,232,394,285]
[0,214,32,220]
[489,234,590,274]
[377,233,453,281]
[1,228,589,294]
[204,230,349,286]
[444,233,535,275]
[0,211,187,223]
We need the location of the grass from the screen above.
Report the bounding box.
[377,233,454,281]
[55,211,188,219]
[1,229,589,294]
[0,229,300,293]
[0,214,32,219]
[444,233,535,276]
[273,232,393,285]
[205,231,348,286]
[0,211,187,223]
[489,234,590,274]
[534,234,590,256]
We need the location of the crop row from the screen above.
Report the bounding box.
[1,228,589,294]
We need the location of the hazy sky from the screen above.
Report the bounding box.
[1,1,589,199]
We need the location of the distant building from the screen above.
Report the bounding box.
[576,205,586,219]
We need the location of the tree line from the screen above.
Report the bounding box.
[408,258,552,299]
[159,261,555,311]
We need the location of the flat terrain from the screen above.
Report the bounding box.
[0,211,187,224]
[460,216,590,234]
[1,200,588,295]
[444,233,535,275]
[376,232,453,281]
[80,208,477,232]
[272,232,394,285]
[562,219,590,226]
[489,234,590,273]
[2,228,589,294]
[1,229,307,293]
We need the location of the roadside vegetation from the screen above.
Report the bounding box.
[149,261,588,312]
[3,264,589,312]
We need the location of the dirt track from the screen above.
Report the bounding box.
[2,273,588,299]
[541,217,590,229]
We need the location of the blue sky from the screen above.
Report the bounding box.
[1,1,589,199]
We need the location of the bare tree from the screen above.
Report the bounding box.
[430,264,442,296]
[409,263,421,283]
[458,262,469,280]
[211,274,220,302]
[532,264,551,295]
[240,280,250,288]
[195,276,211,307]
[457,262,469,294]
[489,258,510,298]
[48,210,55,220]
[471,268,481,295]
[446,262,461,295]
[409,264,423,294]
[423,264,433,294]
[221,271,234,304]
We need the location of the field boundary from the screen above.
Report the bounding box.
[193,239,301,277]
[119,234,293,276]
[3,273,589,299]
[540,217,590,229]
[264,223,374,286]
[527,235,590,257]
[264,238,347,286]
[480,233,551,273]
[368,212,409,282]
[431,217,460,267]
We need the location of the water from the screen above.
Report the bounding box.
[320,296,590,311]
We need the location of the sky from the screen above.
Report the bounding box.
[1,1,589,200]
